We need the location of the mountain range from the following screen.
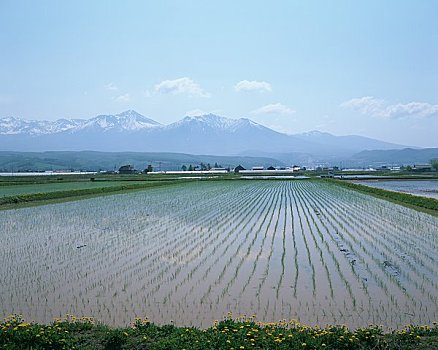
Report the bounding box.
[0,110,408,163]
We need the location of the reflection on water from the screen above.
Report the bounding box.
[353,180,438,199]
[0,181,437,329]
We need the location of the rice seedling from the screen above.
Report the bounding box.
[0,180,436,329]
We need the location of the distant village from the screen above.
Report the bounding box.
[117,162,436,175]
[4,161,436,176]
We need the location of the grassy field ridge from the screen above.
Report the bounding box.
[1,315,437,350]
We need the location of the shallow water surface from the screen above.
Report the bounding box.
[0,181,437,328]
[353,180,438,199]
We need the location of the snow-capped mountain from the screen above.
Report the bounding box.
[76,110,161,132]
[0,110,407,156]
[167,114,263,132]
[0,110,161,135]
[0,116,83,135]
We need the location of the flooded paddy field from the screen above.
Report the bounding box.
[353,179,438,199]
[0,180,437,328]
[0,181,146,197]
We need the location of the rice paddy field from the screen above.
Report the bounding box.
[353,179,438,199]
[0,180,437,329]
[0,180,146,197]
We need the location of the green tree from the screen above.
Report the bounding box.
[431,159,438,171]
[181,165,187,171]
[144,164,153,173]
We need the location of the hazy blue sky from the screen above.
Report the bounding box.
[1,0,437,146]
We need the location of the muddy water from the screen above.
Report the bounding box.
[0,180,437,328]
[353,179,438,199]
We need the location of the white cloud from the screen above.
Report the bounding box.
[341,96,385,116]
[104,82,118,91]
[251,103,295,116]
[114,93,130,103]
[154,77,210,98]
[185,109,207,117]
[185,108,222,117]
[234,80,272,92]
[341,96,438,119]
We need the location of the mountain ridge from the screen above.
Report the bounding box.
[0,110,410,159]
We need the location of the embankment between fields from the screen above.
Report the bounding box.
[1,316,437,350]
[331,179,438,215]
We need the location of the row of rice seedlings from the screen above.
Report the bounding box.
[237,187,281,297]
[292,182,370,320]
[276,184,289,299]
[304,182,438,324]
[160,184,273,306]
[314,183,437,300]
[326,190,438,299]
[0,182,243,324]
[291,182,358,305]
[328,181,437,251]
[289,183,317,299]
[294,183,346,296]
[173,183,290,326]
[326,182,437,266]
[144,182,275,323]
[254,184,284,295]
[82,189,226,299]
[303,184,411,307]
[199,184,280,304]
[297,183,397,322]
[81,182,266,324]
[297,182,376,288]
[119,183,262,305]
[1,180,436,327]
[329,184,438,278]
[254,184,287,321]
[302,185,422,326]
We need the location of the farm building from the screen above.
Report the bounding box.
[118,165,135,174]
[412,164,433,172]
[234,165,246,173]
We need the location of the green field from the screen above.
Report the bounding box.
[0,181,147,197]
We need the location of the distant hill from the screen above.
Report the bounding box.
[294,130,408,153]
[0,110,408,159]
[349,148,438,166]
[0,151,285,172]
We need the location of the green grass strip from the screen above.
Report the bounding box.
[1,315,437,350]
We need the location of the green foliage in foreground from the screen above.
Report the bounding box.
[0,180,189,208]
[332,179,438,214]
[1,315,437,350]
